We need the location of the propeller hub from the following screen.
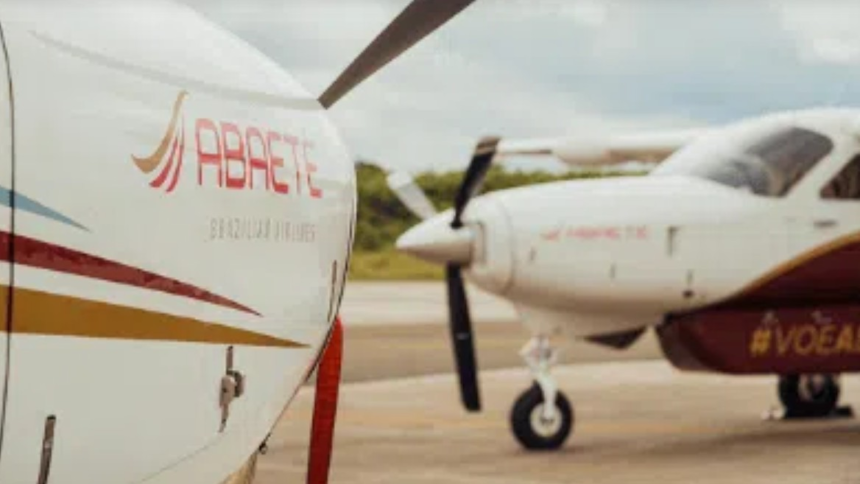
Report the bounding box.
[396,215,474,265]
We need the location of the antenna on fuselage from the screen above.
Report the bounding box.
[318,0,476,109]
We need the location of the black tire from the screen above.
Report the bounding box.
[778,374,840,417]
[510,384,573,450]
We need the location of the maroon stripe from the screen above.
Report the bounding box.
[726,240,860,307]
[0,232,260,316]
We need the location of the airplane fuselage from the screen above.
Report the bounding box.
[0,2,355,482]
[403,108,860,374]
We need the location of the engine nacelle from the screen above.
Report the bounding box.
[462,196,515,295]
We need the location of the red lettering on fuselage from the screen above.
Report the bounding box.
[221,122,246,189]
[266,131,289,194]
[194,118,324,198]
[283,133,302,195]
[196,119,223,187]
[563,225,649,241]
[304,139,323,199]
[246,127,270,191]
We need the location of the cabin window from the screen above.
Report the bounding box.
[744,127,834,196]
[654,126,834,197]
[821,154,860,200]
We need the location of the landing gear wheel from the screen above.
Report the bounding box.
[510,384,573,450]
[778,374,840,417]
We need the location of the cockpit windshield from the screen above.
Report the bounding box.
[652,127,834,197]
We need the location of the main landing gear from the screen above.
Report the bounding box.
[510,336,573,450]
[777,374,846,418]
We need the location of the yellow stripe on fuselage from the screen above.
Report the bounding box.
[0,286,306,348]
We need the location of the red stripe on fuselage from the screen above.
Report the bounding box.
[0,232,260,316]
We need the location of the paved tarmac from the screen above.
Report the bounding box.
[337,281,661,382]
[338,280,519,326]
[256,282,860,484]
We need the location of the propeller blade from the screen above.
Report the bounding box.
[452,136,500,228]
[445,264,481,411]
[387,171,438,220]
[318,0,476,109]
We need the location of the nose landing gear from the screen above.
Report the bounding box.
[511,383,573,450]
[510,336,574,450]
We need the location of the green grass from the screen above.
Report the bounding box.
[348,249,443,280]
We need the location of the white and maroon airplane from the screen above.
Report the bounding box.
[391,108,860,450]
[0,1,474,483]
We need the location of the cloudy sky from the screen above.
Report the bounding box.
[184,1,860,173]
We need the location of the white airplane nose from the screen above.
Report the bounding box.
[396,214,474,265]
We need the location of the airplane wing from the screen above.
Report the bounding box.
[386,127,713,221]
[495,128,712,167]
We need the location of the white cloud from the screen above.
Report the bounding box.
[186,0,697,172]
[807,38,860,66]
[187,0,410,92]
[181,1,860,172]
[324,40,701,172]
[775,1,860,65]
[567,0,609,28]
